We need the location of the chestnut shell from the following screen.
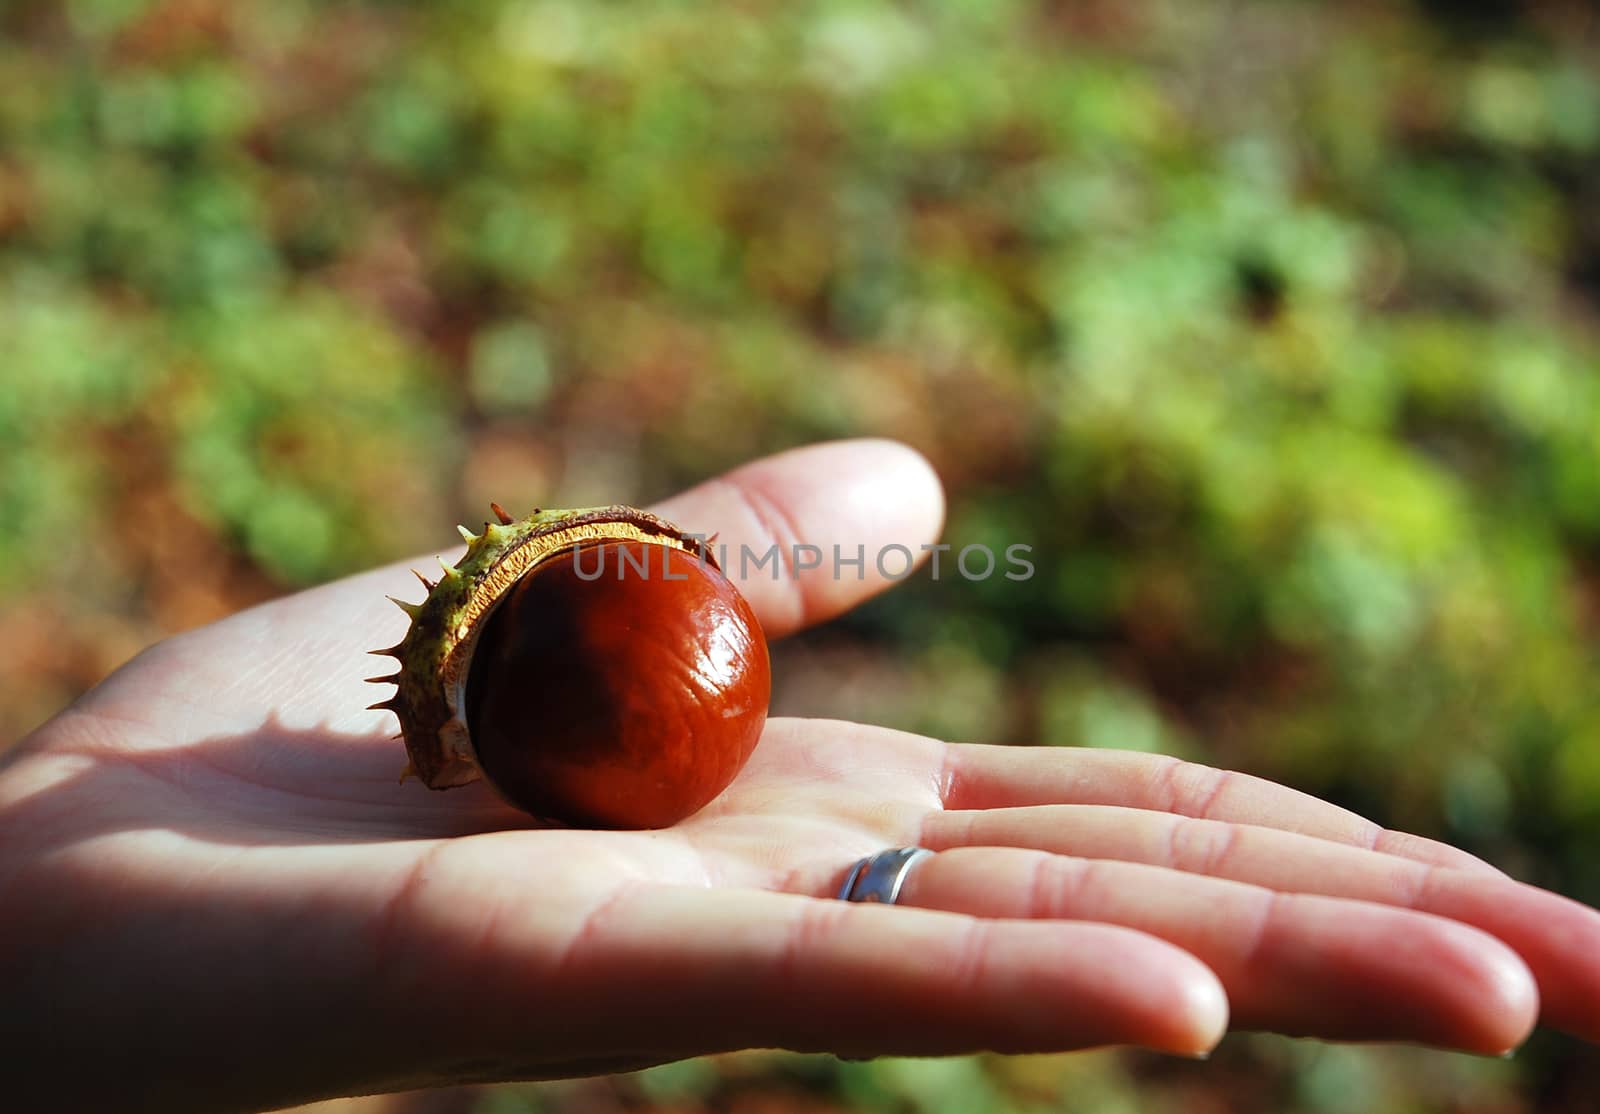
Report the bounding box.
[463,539,770,828]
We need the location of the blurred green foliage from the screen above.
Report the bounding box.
[2,0,1599,1111]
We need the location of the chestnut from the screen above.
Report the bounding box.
[369,506,771,829]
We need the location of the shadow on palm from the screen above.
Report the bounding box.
[15,705,938,900]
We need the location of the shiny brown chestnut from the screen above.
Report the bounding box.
[465,539,769,828]
[369,506,771,829]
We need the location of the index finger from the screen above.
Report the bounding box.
[941,744,1503,876]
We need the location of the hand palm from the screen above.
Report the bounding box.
[5,442,1599,1114]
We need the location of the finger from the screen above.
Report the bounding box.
[1414,872,1600,1044]
[941,744,1502,875]
[925,805,1600,1042]
[897,847,1537,1054]
[649,438,945,636]
[472,884,1228,1063]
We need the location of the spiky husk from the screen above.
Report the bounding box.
[368,505,714,789]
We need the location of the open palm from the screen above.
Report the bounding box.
[4,441,1598,1114]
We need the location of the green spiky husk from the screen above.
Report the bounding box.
[368,505,714,789]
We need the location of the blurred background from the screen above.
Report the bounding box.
[2,0,1598,1110]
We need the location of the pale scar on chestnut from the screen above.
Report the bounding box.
[367,505,772,830]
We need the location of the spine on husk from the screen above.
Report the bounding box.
[366,504,715,789]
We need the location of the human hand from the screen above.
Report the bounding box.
[2,440,1597,1114]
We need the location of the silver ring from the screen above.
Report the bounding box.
[837,847,933,904]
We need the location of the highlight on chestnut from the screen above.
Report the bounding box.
[367,504,771,829]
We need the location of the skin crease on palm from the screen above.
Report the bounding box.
[2,440,1599,1114]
